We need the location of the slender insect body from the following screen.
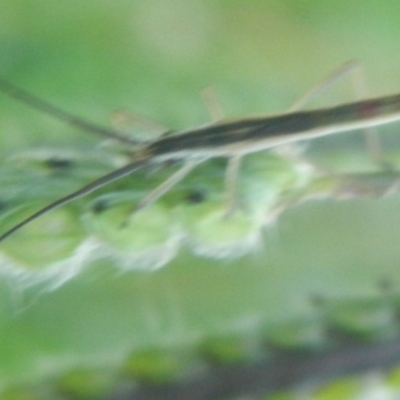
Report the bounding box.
[2,65,400,242]
[147,94,400,160]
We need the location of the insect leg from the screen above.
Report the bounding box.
[286,62,382,163]
[122,158,205,226]
[110,109,168,142]
[201,87,248,214]
[224,155,242,215]
[201,86,225,122]
[287,61,361,111]
[347,63,382,163]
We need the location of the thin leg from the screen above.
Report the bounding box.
[201,87,245,215]
[287,61,360,112]
[110,109,168,142]
[225,155,242,215]
[201,87,246,214]
[348,64,382,163]
[201,86,225,122]
[122,159,204,226]
[286,61,382,163]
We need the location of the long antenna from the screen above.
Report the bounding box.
[0,78,141,145]
[0,158,150,242]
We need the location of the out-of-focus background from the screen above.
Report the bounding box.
[2,1,400,399]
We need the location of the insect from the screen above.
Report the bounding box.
[0,62,398,242]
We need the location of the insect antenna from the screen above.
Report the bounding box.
[0,78,141,145]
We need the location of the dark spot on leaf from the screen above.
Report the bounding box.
[186,189,206,204]
[44,157,73,171]
[378,277,393,292]
[0,200,7,214]
[91,199,109,214]
[309,294,326,307]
